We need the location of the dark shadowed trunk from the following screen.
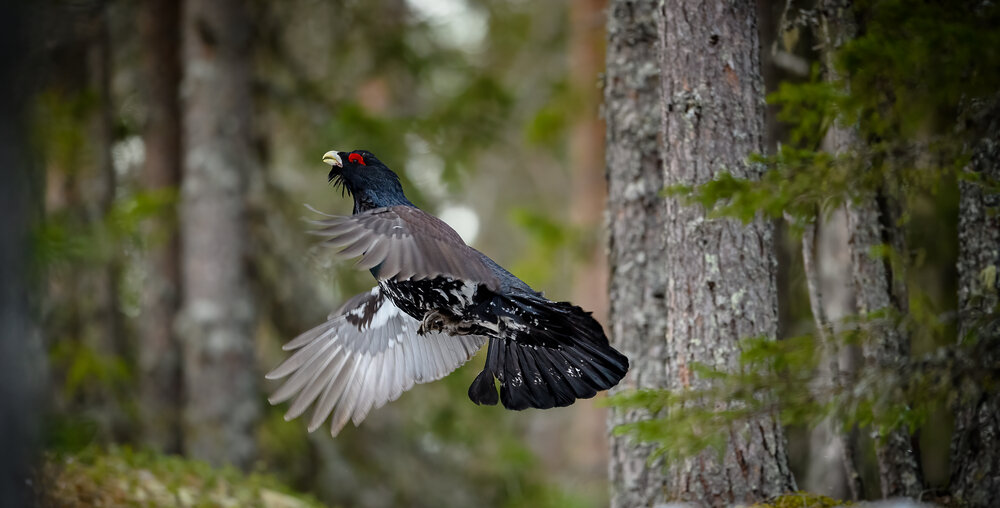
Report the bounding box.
[808,1,924,498]
[845,195,925,498]
[177,0,259,468]
[658,0,795,503]
[604,1,668,506]
[0,2,44,503]
[91,5,122,357]
[87,3,129,439]
[949,96,1000,508]
[138,0,184,454]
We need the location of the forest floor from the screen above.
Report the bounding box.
[35,446,326,508]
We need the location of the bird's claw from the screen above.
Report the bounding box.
[418,311,447,336]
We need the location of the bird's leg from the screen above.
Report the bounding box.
[417,310,448,336]
[418,309,497,336]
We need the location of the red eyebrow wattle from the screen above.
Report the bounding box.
[348,153,365,165]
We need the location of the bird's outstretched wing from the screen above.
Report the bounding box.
[306,205,500,292]
[266,286,486,436]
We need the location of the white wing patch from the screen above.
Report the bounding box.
[266,286,487,436]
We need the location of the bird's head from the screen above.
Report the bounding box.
[323,149,412,211]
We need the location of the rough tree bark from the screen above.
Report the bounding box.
[177,0,259,468]
[844,184,925,499]
[658,0,795,503]
[138,0,184,454]
[605,1,669,506]
[845,194,925,499]
[949,96,1000,508]
[801,0,925,498]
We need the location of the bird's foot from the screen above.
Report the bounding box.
[417,311,447,336]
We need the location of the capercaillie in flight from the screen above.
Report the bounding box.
[266,149,629,436]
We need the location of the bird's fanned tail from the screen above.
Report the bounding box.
[468,294,628,410]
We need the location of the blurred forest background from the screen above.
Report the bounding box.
[0,0,996,506]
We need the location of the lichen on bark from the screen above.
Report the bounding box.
[949,95,1000,508]
[606,1,796,505]
[605,1,669,506]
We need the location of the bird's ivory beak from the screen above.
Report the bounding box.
[322,151,343,167]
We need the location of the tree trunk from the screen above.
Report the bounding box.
[800,211,863,500]
[801,209,863,500]
[87,3,129,439]
[807,1,924,497]
[802,2,865,499]
[570,0,609,321]
[0,2,44,502]
[138,0,184,454]
[845,194,925,498]
[524,0,610,492]
[177,0,259,468]
[605,1,669,506]
[657,0,795,503]
[949,96,1000,508]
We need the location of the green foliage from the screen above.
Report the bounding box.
[508,207,582,289]
[843,0,1000,139]
[36,1,604,506]
[609,335,820,463]
[49,340,131,403]
[34,189,176,270]
[608,322,984,462]
[524,80,579,148]
[672,1,1000,227]
[40,446,327,508]
[620,0,999,457]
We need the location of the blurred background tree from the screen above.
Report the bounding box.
[28,0,611,506]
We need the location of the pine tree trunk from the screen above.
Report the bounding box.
[138,0,184,454]
[811,1,924,497]
[845,195,925,498]
[659,0,794,503]
[840,130,925,499]
[605,1,669,506]
[177,0,259,468]
[949,96,1000,508]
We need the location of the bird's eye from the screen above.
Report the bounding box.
[348,153,366,166]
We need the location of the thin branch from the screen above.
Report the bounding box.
[799,209,864,501]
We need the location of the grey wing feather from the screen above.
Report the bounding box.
[266,286,487,436]
[307,205,500,291]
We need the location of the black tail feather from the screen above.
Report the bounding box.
[467,294,629,411]
[469,341,499,405]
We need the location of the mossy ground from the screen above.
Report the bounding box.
[37,446,327,508]
[752,492,848,508]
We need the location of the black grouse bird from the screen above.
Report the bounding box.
[266,149,629,436]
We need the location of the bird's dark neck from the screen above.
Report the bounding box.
[352,189,415,214]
